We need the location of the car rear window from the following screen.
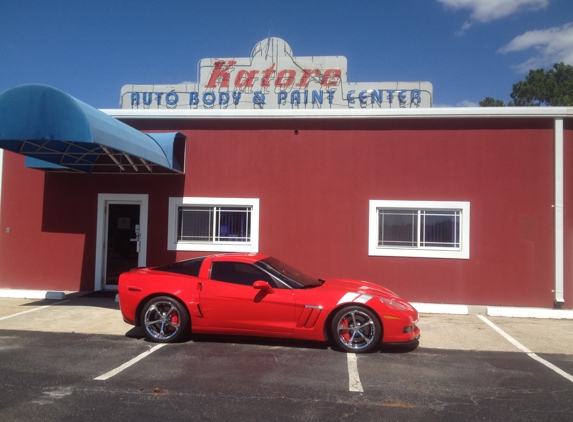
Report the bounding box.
[154,257,205,277]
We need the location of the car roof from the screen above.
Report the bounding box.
[209,252,270,262]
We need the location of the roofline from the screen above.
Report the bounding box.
[102,107,573,120]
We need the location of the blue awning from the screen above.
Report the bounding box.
[0,84,185,173]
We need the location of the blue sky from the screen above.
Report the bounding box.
[1,0,572,108]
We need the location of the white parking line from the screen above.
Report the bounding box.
[94,344,167,380]
[0,300,70,321]
[478,315,573,383]
[347,353,363,392]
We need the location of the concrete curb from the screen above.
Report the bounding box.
[411,302,573,320]
[487,306,573,319]
[0,289,69,300]
[411,303,469,315]
[0,290,571,319]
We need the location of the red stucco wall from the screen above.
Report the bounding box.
[0,151,183,291]
[0,116,566,308]
[142,117,557,307]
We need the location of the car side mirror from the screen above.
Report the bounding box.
[253,280,274,294]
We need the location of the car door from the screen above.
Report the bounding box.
[199,260,296,334]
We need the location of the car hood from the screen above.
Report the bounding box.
[318,278,417,316]
[322,278,399,299]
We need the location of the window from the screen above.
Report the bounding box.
[369,200,469,259]
[154,257,206,277]
[210,262,275,287]
[177,206,251,243]
[168,197,259,252]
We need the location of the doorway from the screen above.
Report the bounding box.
[95,194,148,291]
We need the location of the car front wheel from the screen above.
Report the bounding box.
[141,296,189,343]
[331,306,381,353]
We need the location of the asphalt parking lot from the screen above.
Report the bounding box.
[0,296,572,421]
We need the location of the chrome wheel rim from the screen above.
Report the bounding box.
[144,301,181,341]
[336,309,376,350]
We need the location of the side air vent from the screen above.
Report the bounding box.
[296,305,323,328]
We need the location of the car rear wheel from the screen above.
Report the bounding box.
[331,306,381,353]
[141,296,189,343]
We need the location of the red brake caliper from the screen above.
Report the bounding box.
[341,317,351,342]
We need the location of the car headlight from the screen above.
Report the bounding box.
[379,297,410,311]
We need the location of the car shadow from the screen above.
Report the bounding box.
[125,327,419,354]
[125,327,328,351]
[11,295,119,310]
[379,340,420,354]
[328,340,420,354]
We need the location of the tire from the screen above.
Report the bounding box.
[331,306,381,353]
[141,296,189,343]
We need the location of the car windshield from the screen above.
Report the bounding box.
[255,257,321,288]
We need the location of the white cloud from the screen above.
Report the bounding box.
[461,21,474,30]
[457,100,480,107]
[438,0,550,31]
[498,22,573,72]
[433,101,480,107]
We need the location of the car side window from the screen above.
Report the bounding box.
[210,262,276,287]
[154,257,205,277]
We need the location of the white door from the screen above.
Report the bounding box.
[95,194,148,291]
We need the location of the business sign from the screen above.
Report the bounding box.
[120,38,433,110]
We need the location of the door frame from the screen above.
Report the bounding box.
[95,193,149,291]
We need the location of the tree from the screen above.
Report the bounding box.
[479,97,506,107]
[480,62,573,107]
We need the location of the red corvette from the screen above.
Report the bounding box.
[118,253,420,353]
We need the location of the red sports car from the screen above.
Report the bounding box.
[118,253,420,353]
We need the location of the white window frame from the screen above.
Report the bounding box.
[369,200,470,259]
[168,197,259,252]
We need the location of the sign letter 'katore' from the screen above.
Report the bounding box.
[121,38,433,110]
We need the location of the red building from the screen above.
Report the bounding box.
[0,39,571,309]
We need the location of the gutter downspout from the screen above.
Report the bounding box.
[555,117,565,304]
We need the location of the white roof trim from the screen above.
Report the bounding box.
[102,107,573,120]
